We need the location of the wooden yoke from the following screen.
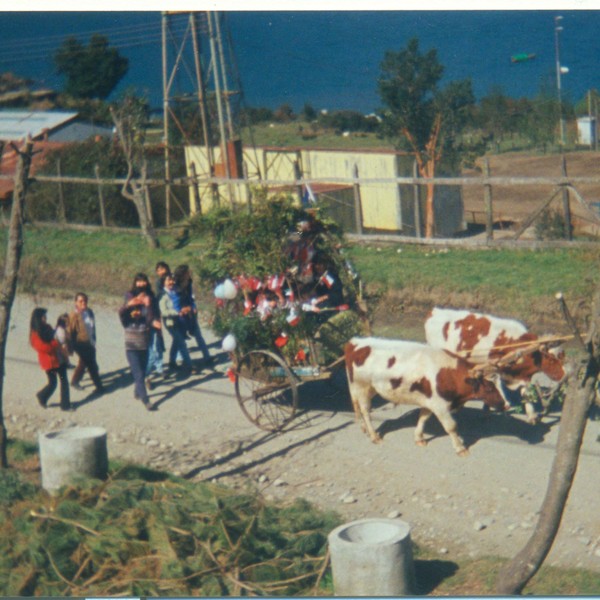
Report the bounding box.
[467,334,573,377]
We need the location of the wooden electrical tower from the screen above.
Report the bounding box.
[161,11,242,223]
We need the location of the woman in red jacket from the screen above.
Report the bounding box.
[30,307,72,411]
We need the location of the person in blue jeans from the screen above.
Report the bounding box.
[119,287,156,411]
[172,264,213,369]
[124,273,164,387]
[159,273,193,372]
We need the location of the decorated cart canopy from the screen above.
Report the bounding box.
[209,207,368,367]
[190,196,369,431]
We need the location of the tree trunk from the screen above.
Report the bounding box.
[495,291,600,593]
[0,140,34,468]
[133,186,159,250]
[425,180,435,238]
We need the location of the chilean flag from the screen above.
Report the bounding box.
[321,272,335,289]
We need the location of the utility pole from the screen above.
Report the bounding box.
[554,16,568,146]
[161,13,171,226]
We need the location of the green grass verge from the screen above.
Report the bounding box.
[1,227,598,323]
[345,243,600,318]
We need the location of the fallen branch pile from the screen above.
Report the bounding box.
[0,464,340,596]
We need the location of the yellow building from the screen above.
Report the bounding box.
[184,144,465,237]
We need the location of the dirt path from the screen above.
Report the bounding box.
[5,295,600,573]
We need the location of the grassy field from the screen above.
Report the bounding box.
[2,226,598,332]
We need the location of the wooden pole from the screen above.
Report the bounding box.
[94,165,107,227]
[161,12,172,227]
[412,160,421,239]
[190,12,215,173]
[561,155,572,240]
[484,157,494,241]
[207,11,233,207]
[0,139,34,467]
[293,159,303,206]
[56,158,67,224]
[190,162,201,215]
[243,161,252,212]
[353,164,364,235]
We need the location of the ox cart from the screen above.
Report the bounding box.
[233,307,369,432]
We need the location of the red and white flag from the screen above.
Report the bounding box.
[321,272,335,289]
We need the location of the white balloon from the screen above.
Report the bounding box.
[214,283,225,299]
[222,333,237,352]
[222,278,238,300]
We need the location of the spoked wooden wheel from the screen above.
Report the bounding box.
[235,350,298,431]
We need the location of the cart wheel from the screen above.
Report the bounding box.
[235,350,298,432]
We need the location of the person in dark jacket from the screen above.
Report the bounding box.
[30,307,72,411]
[124,273,165,387]
[119,286,157,411]
[67,292,104,394]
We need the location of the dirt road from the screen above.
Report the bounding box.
[5,295,600,573]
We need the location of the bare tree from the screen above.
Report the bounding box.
[496,294,599,594]
[0,139,34,468]
[110,98,159,249]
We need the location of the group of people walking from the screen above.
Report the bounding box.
[29,262,213,412]
[29,292,102,412]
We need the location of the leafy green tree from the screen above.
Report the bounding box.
[54,34,128,100]
[274,103,295,123]
[523,92,559,152]
[477,86,513,143]
[301,102,317,122]
[378,38,475,237]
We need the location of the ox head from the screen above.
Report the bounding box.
[497,345,567,387]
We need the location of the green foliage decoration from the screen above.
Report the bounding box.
[191,193,364,359]
[0,466,340,596]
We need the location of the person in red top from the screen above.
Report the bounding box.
[30,307,72,411]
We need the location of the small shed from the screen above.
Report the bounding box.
[577,116,597,147]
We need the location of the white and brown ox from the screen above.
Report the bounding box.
[344,337,510,457]
[424,307,567,423]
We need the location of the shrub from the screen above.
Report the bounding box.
[535,208,570,240]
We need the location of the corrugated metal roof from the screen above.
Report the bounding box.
[0,110,78,142]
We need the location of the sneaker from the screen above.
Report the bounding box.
[145,377,153,391]
[36,392,47,408]
[71,382,84,391]
[61,406,76,412]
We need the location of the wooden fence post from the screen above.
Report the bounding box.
[484,158,494,241]
[189,162,202,215]
[353,164,364,235]
[243,161,252,213]
[293,160,304,206]
[94,165,107,227]
[56,158,67,224]
[412,160,421,238]
[561,155,573,240]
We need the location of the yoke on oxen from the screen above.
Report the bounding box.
[465,334,572,418]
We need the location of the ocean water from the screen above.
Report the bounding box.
[0,10,598,113]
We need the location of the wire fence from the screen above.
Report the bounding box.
[2,169,600,243]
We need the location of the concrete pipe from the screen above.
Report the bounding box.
[328,517,416,596]
[39,426,108,493]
